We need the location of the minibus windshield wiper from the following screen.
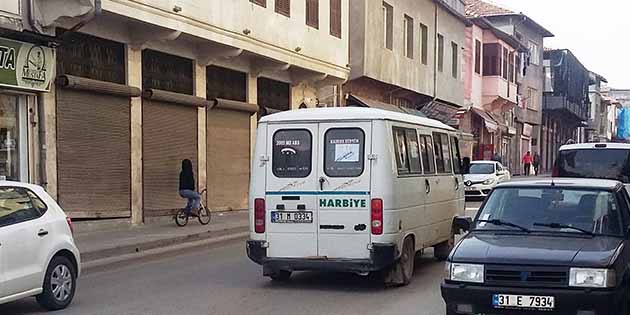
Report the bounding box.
[533,222,594,236]
[476,219,531,233]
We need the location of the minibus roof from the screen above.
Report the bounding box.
[259,107,456,131]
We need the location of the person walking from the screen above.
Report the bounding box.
[492,152,502,163]
[533,152,541,176]
[522,151,533,176]
[179,159,200,216]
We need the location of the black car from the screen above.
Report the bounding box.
[441,178,630,315]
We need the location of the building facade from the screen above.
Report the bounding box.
[586,72,609,142]
[540,49,591,171]
[460,16,522,170]
[464,0,553,175]
[344,0,468,123]
[8,0,350,224]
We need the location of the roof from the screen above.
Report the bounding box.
[463,0,554,37]
[497,178,623,191]
[463,0,514,17]
[559,142,630,151]
[259,107,456,131]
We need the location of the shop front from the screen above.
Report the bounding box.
[0,37,54,182]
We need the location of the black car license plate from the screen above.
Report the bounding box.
[271,211,313,223]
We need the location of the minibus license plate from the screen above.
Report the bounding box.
[493,294,554,310]
[271,211,313,223]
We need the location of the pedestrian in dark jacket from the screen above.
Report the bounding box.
[179,159,200,215]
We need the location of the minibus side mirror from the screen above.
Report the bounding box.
[454,217,473,233]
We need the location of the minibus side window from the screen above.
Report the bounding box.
[405,129,422,174]
[440,133,453,173]
[272,129,312,178]
[324,128,365,177]
[393,128,410,174]
[420,135,436,174]
[450,136,462,174]
[433,133,446,173]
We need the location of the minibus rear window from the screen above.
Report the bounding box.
[324,128,365,177]
[272,129,312,178]
[556,149,630,183]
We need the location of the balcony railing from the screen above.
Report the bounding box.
[543,95,589,122]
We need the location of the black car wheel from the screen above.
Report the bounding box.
[36,256,77,311]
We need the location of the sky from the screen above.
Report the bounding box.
[490,0,630,88]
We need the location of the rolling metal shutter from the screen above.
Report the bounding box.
[143,90,208,217]
[207,99,257,211]
[56,76,138,219]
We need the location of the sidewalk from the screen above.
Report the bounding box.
[74,210,249,269]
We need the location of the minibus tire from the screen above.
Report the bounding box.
[434,231,455,261]
[400,237,415,286]
[269,270,291,282]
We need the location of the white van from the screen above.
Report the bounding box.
[246,107,467,285]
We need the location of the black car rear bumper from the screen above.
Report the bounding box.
[246,240,397,274]
[441,281,624,315]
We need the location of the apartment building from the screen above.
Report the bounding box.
[4,0,350,223]
[344,0,469,124]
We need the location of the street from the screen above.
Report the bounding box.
[1,240,448,315]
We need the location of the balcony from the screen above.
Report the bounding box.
[543,95,589,123]
[482,76,518,105]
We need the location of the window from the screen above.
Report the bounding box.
[450,136,462,174]
[437,34,444,72]
[324,128,365,177]
[509,51,515,83]
[502,47,508,80]
[527,87,538,110]
[474,40,481,74]
[529,41,540,65]
[483,43,501,76]
[272,129,312,178]
[383,2,393,50]
[0,187,47,228]
[433,133,452,173]
[393,128,422,175]
[306,0,319,29]
[404,15,414,58]
[275,0,290,17]
[451,42,458,79]
[330,0,341,38]
[393,128,409,174]
[420,23,428,65]
[420,135,436,174]
[206,66,247,102]
[556,149,630,183]
[250,0,266,7]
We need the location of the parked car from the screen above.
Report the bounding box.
[442,178,630,315]
[554,142,630,188]
[246,107,468,286]
[0,182,80,310]
[464,161,511,199]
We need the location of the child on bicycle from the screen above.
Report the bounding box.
[179,159,200,216]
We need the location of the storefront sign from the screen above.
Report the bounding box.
[523,123,533,137]
[0,37,54,92]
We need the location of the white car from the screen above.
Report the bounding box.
[0,182,80,310]
[464,161,511,199]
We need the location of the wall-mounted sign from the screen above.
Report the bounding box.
[0,37,54,92]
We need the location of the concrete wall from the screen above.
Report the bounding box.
[349,0,464,106]
[101,0,349,80]
[0,0,22,31]
[464,24,483,108]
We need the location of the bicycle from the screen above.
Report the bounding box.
[175,189,211,227]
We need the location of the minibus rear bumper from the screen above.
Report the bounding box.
[246,240,397,273]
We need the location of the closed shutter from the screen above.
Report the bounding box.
[250,0,266,7]
[330,0,341,38]
[143,100,198,216]
[57,89,131,218]
[306,0,319,28]
[207,101,255,211]
[275,0,290,16]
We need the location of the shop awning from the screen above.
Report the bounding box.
[471,107,499,132]
[418,100,460,124]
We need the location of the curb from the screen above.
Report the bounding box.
[82,231,249,273]
[80,225,249,263]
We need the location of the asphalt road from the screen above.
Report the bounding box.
[1,240,449,315]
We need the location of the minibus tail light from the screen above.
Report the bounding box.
[254,198,266,233]
[371,198,383,235]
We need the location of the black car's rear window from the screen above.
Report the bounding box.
[556,149,630,183]
[272,129,312,178]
